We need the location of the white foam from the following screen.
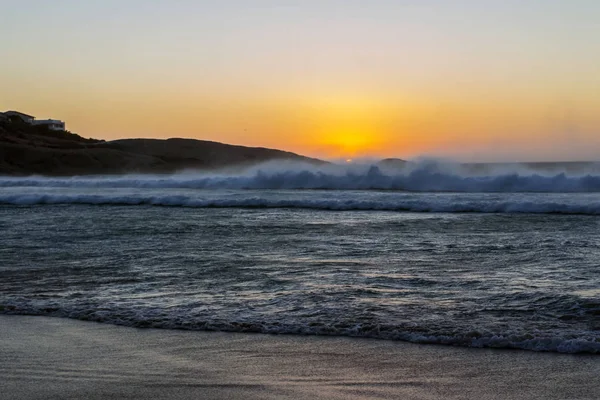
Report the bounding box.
[2,161,600,192]
[1,193,600,215]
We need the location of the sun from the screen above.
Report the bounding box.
[315,127,383,157]
[299,93,396,158]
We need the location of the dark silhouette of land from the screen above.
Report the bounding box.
[0,119,324,175]
[376,158,408,168]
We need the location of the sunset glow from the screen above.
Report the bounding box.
[2,1,600,161]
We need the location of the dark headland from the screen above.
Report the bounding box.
[0,118,324,176]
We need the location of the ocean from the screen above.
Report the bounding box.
[1,162,599,354]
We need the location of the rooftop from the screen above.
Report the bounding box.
[4,110,35,119]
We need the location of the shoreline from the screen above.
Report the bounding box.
[1,315,599,400]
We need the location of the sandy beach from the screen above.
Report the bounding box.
[0,315,598,400]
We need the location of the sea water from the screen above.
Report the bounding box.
[1,164,599,353]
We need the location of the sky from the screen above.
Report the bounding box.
[1,0,599,161]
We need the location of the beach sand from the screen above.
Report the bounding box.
[1,315,598,400]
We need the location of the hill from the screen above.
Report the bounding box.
[376,158,407,168]
[0,120,323,176]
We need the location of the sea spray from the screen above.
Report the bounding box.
[2,160,600,192]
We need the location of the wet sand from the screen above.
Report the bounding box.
[1,315,598,400]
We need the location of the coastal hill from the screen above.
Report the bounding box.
[0,119,324,176]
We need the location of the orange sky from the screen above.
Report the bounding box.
[2,1,600,161]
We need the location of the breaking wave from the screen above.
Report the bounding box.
[2,193,600,214]
[3,162,600,214]
[2,162,600,192]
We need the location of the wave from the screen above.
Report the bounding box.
[1,305,598,354]
[3,163,600,192]
[2,193,600,214]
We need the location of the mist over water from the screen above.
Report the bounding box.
[2,159,600,192]
[2,161,600,215]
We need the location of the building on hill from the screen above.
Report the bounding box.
[4,111,35,124]
[2,110,66,131]
[32,119,66,131]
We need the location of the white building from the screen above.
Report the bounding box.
[32,119,66,131]
[2,110,66,131]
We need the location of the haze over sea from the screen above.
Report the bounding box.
[1,161,599,354]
